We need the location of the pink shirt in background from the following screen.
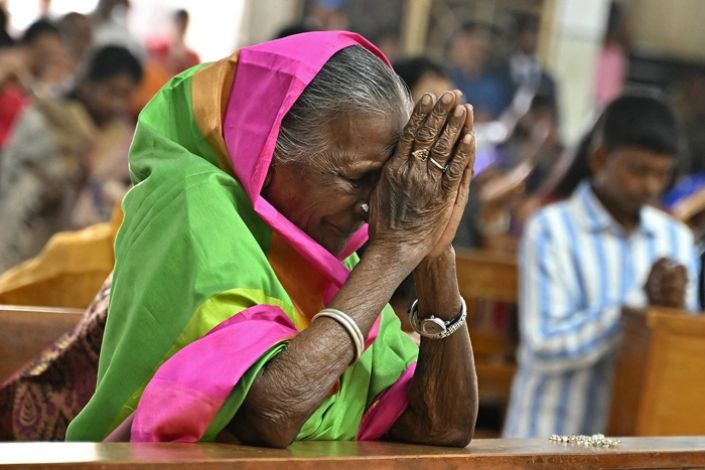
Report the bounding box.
[595,44,627,107]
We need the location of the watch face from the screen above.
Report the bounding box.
[421,317,447,335]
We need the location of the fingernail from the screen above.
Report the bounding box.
[463,134,473,144]
[421,93,432,105]
[442,92,453,104]
[454,106,464,117]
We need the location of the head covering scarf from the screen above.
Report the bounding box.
[66,31,417,443]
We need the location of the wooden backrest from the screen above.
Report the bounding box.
[455,249,519,408]
[455,249,518,304]
[608,308,705,436]
[0,305,83,382]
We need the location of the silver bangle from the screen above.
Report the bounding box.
[408,297,467,339]
[312,308,364,363]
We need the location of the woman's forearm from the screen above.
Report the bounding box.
[228,244,415,448]
[387,247,478,447]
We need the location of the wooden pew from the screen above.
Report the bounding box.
[455,249,518,408]
[1,438,704,469]
[608,308,705,436]
[0,305,83,382]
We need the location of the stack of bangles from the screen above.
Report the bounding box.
[312,308,365,363]
[312,297,468,363]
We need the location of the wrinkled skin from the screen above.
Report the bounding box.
[263,113,400,256]
[265,91,474,261]
[230,90,478,448]
[368,90,474,261]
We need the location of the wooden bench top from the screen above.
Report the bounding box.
[1,438,704,469]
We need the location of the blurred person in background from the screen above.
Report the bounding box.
[147,9,199,75]
[0,19,74,149]
[393,56,453,101]
[511,117,599,233]
[456,92,564,252]
[19,19,75,94]
[0,45,142,273]
[58,12,94,65]
[498,93,562,195]
[504,93,699,438]
[308,0,350,31]
[38,0,51,18]
[495,14,557,116]
[594,2,630,107]
[91,0,144,59]
[369,27,401,63]
[449,89,558,252]
[447,22,506,122]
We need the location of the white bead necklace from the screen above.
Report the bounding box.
[549,433,621,448]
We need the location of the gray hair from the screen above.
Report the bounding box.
[273,46,412,168]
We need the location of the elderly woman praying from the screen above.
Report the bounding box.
[66,31,479,447]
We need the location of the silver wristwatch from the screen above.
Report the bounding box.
[407,297,467,339]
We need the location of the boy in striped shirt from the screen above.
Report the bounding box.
[504,93,700,438]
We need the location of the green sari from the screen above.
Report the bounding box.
[66,31,418,443]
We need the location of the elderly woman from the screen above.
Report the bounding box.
[66,31,478,447]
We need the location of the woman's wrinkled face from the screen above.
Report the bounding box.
[264,113,403,255]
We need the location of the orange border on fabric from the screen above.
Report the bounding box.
[191,55,326,327]
[191,54,238,175]
[267,232,327,326]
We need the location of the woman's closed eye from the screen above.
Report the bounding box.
[345,171,378,188]
[347,175,365,185]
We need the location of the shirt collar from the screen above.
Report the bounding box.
[571,181,658,238]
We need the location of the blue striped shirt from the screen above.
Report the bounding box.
[503,182,700,438]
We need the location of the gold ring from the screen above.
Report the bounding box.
[412,148,430,161]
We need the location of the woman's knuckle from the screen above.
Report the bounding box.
[430,105,447,118]
[432,136,452,155]
[416,127,435,144]
[401,125,416,140]
[449,159,465,176]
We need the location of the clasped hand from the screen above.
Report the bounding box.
[367,90,475,265]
